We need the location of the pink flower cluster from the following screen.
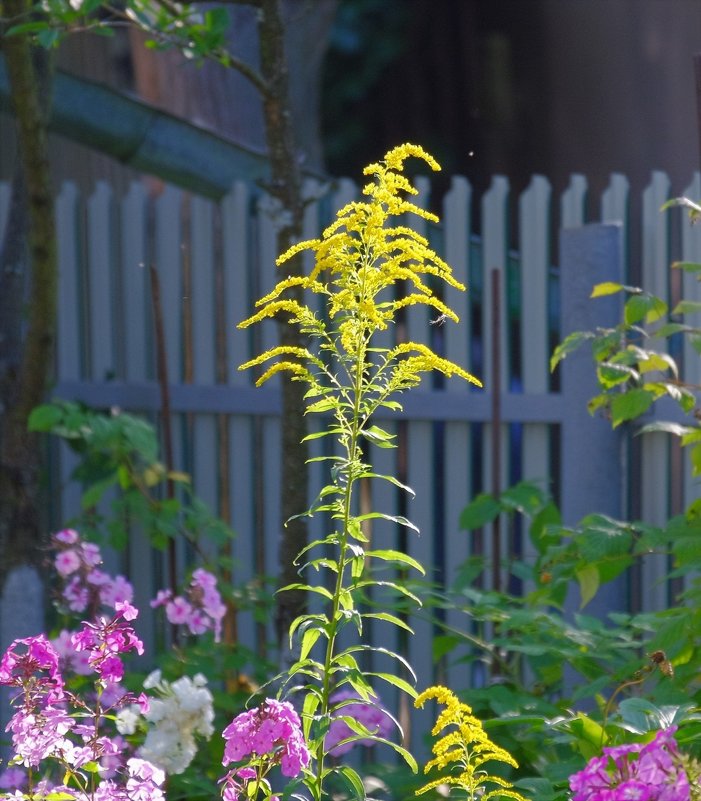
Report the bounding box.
[219,698,310,801]
[0,615,154,795]
[72,601,145,685]
[151,568,226,642]
[569,727,691,801]
[324,689,393,756]
[52,528,134,615]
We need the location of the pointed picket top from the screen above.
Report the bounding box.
[561,173,587,229]
[56,181,82,382]
[601,173,630,224]
[519,175,552,393]
[222,182,252,387]
[443,175,472,374]
[481,175,510,390]
[642,171,671,300]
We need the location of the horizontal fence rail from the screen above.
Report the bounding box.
[2,169,701,751]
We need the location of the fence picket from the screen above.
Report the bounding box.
[519,176,552,543]
[442,176,474,692]
[55,182,83,524]
[639,171,672,611]
[222,182,257,654]
[561,174,587,229]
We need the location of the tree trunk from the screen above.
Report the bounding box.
[0,2,56,583]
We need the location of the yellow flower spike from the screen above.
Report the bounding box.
[415,686,526,801]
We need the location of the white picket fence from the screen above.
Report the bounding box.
[1,169,700,749]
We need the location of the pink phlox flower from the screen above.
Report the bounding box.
[55,549,81,577]
[87,569,111,586]
[101,577,134,608]
[71,609,143,684]
[186,609,209,635]
[569,727,690,801]
[52,630,93,676]
[63,577,89,613]
[165,597,193,625]
[324,689,393,756]
[221,699,309,779]
[55,528,80,545]
[0,635,64,704]
[149,589,172,609]
[126,758,166,801]
[7,705,74,767]
[81,541,103,567]
[0,767,27,790]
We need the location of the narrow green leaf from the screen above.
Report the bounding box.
[278,583,333,600]
[361,611,414,633]
[365,549,425,574]
[300,627,322,660]
[357,512,420,534]
[357,472,416,496]
[366,670,418,698]
[661,196,701,217]
[334,766,366,799]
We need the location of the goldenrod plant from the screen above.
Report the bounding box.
[239,144,480,800]
[415,686,526,801]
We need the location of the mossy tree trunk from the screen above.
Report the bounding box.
[0,3,56,586]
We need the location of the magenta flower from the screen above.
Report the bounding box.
[0,635,64,704]
[55,528,79,545]
[324,689,393,756]
[55,549,81,577]
[569,727,690,801]
[221,698,310,778]
[71,604,143,684]
[153,568,226,642]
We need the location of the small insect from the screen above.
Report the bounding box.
[649,650,674,677]
[430,314,449,327]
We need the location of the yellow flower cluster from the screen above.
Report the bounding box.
[415,686,526,801]
[238,143,481,410]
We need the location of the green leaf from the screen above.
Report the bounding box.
[334,765,366,799]
[591,281,627,297]
[358,471,416,496]
[28,403,64,432]
[459,493,500,529]
[500,480,549,515]
[610,388,654,427]
[550,330,593,371]
[576,564,599,608]
[278,583,333,600]
[358,512,420,534]
[81,475,117,509]
[673,300,701,315]
[361,611,414,633]
[361,425,396,448]
[624,293,667,324]
[365,548,425,574]
[672,260,701,272]
[365,670,418,698]
[639,421,694,437]
[300,627,322,660]
[661,196,701,219]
